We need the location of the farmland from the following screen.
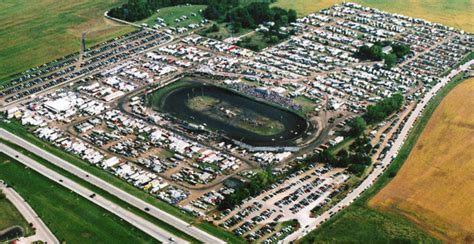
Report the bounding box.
[370,78,474,243]
[0,0,134,83]
[274,0,474,32]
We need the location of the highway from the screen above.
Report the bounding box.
[284,60,474,242]
[0,183,59,244]
[0,143,185,244]
[0,129,226,244]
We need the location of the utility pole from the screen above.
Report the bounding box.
[77,31,87,69]
[81,32,86,54]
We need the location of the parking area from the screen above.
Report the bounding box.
[215,165,348,241]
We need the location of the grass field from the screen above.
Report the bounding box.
[293,96,317,114]
[0,196,34,237]
[0,153,157,243]
[300,73,470,243]
[199,22,253,40]
[0,0,135,82]
[369,78,474,243]
[274,0,474,33]
[139,5,206,28]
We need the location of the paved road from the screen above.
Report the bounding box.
[0,183,59,244]
[0,143,185,244]
[0,129,225,244]
[284,60,474,242]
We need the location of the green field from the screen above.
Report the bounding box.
[0,153,157,243]
[237,32,269,51]
[300,74,469,243]
[274,0,473,32]
[139,5,206,28]
[200,22,253,41]
[293,96,317,114]
[0,194,34,237]
[0,0,135,83]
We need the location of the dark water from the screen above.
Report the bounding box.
[160,82,309,146]
[0,226,24,242]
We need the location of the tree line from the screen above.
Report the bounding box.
[349,93,404,137]
[207,0,297,29]
[109,0,211,22]
[109,0,297,31]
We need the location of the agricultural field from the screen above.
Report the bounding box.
[138,5,206,28]
[0,0,135,83]
[370,78,474,243]
[0,153,156,243]
[274,0,474,32]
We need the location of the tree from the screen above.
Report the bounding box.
[392,44,410,58]
[319,150,336,164]
[208,23,220,33]
[335,149,350,167]
[288,9,297,23]
[203,4,220,20]
[348,164,366,176]
[269,35,279,44]
[383,53,397,69]
[364,94,404,124]
[348,117,367,137]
